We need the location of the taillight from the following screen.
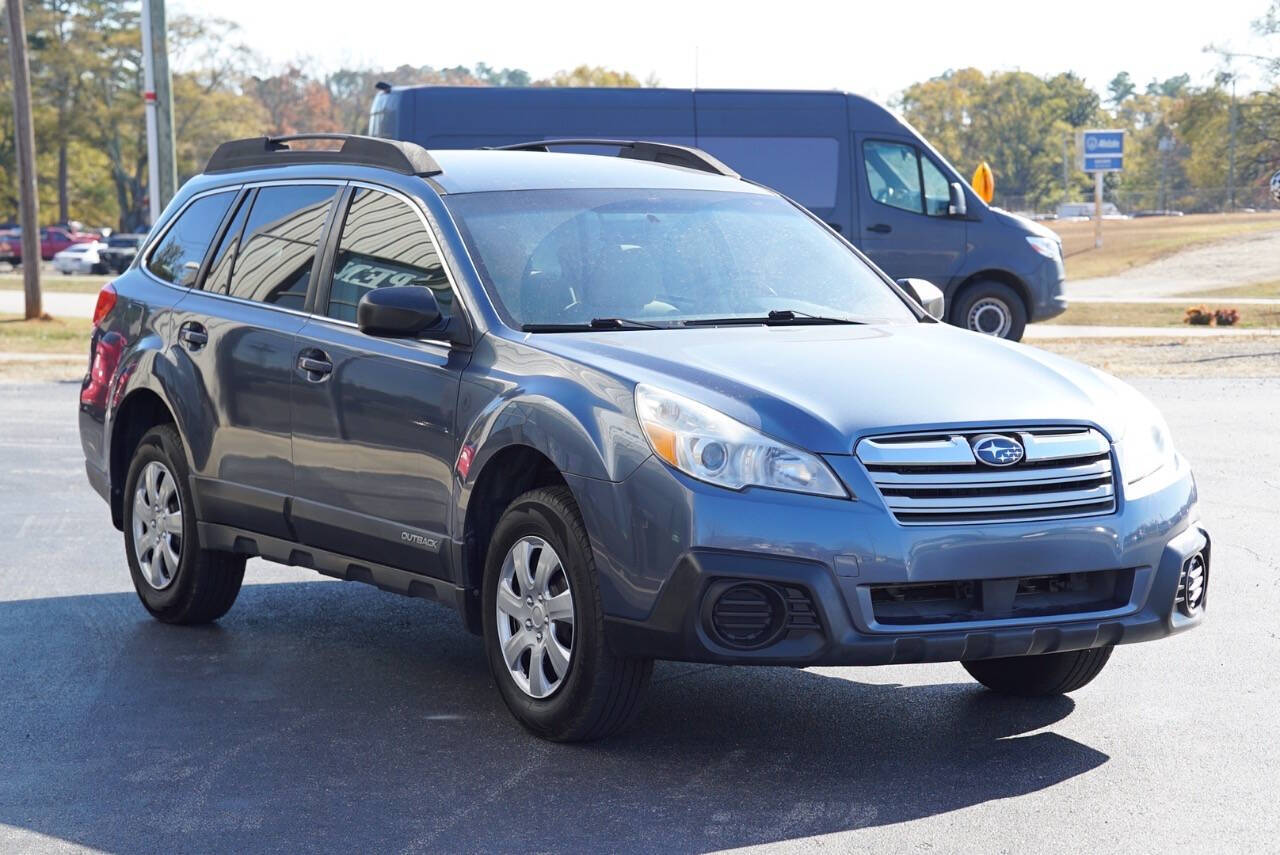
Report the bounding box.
[92,281,117,326]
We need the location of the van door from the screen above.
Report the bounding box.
[854,136,966,286]
[694,91,852,236]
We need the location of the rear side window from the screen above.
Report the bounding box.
[202,194,252,295]
[226,185,339,310]
[146,192,235,286]
[326,188,452,323]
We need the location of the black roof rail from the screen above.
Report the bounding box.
[205,133,442,177]
[493,139,739,179]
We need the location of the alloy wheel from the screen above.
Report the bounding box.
[495,535,575,698]
[131,460,183,590]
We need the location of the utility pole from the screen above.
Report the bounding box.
[140,0,177,226]
[5,0,42,319]
[1226,74,1237,211]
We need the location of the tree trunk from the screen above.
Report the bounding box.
[58,138,69,224]
[6,0,42,319]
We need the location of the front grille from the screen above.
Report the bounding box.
[869,570,1133,626]
[856,427,1116,525]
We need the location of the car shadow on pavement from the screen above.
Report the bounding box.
[0,581,1108,852]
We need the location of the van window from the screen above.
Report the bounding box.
[921,157,951,216]
[146,191,235,286]
[863,141,923,214]
[698,137,839,209]
[327,188,453,323]
[226,185,339,310]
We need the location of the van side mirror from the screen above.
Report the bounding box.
[897,278,945,321]
[357,286,444,338]
[948,182,968,217]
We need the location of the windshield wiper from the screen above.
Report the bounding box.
[522,317,668,333]
[683,309,866,327]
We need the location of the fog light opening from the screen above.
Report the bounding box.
[1177,552,1207,616]
[707,582,787,650]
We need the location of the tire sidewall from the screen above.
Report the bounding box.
[955,281,1028,341]
[482,492,600,736]
[122,427,202,615]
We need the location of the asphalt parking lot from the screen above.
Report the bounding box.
[2,379,1278,853]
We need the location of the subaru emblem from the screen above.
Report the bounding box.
[971,434,1024,467]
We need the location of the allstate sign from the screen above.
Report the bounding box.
[1078,129,1125,173]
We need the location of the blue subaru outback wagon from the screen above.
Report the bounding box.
[79,135,1208,741]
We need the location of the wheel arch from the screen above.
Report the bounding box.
[949,270,1033,325]
[457,443,572,635]
[107,388,178,529]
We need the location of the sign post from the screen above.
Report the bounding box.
[1077,129,1124,249]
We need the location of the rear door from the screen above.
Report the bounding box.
[289,184,469,577]
[169,181,342,539]
[694,91,851,236]
[854,136,966,285]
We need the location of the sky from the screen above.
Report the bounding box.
[175,0,1276,102]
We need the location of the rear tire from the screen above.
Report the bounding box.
[963,646,1113,696]
[122,424,245,624]
[953,280,1028,341]
[482,486,652,741]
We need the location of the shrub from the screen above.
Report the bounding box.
[1214,308,1240,326]
[1184,305,1213,325]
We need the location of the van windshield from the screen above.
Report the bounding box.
[443,189,916,329]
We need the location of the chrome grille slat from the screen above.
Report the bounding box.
[856,427,1117,526]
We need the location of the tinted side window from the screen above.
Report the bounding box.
[326,188,452,323]
[146,191,235,285]
[921,157,951,217]
[862,141,922,214]
[202,193,252,295]
[227,185,339,310]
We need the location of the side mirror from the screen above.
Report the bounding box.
[357,286,443,338]
[948,182,968,217]
[897,278,945,321]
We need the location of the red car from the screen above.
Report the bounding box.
[0,226,98,263]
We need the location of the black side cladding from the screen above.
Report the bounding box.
[205,134,442,177]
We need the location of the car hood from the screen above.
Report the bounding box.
[990,206,1059,241]
[527,323,1133,453]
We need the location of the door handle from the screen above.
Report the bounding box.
[866,223,892,234]
[178,322,208,350]
[297,350,333,380]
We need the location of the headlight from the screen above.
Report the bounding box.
[1113,392,1176,487]
[1026,235,1061,260]
[634,384,847,498]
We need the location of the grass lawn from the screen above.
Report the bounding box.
[0,273,109,294]
[1047,212,1280,280]
[1200,279,1280,299]
[1045,301,1280,328]
[0,313,93,354]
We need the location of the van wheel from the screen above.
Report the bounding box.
[482,486,652,741]
[122,424,245,624]
[953,280,1027,341]
[963,646,1113,696]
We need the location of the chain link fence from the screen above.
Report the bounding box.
[999,185,1280,219]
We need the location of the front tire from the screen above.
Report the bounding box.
[482,486,652,741]
[963,646,1114,696]
[122,424,245,624]
[953,280,1028,341]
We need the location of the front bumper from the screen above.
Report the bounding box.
[570,453,1206,666]
[1027,255,1068,322]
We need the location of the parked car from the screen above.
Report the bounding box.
[0,231,17,265]
[53,240,109,275]
[79,134,1208,742]
[369,86,1068,341]
[99,233,147,273]
[40,226,99,260]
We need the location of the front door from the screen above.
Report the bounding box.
[289,186,469,577]
[855,137,966,287]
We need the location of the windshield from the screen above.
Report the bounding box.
[444,189,916,329]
